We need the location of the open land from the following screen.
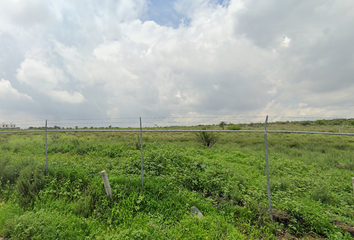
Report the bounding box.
[1,119,354,239]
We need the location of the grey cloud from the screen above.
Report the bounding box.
[234,0,354,113]
[235,0,328,49]
[0,34,23,78]
[1,0,354,123]
[0,0,56,27]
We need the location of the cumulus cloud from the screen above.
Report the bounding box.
[0,0,353,122]
[0,79,32,101]
[16,58,86,103]
[16,58,67,88]
[49,90,86,103]
[0,0,56,27]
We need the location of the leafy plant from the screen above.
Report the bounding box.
[16,164,45,208]
[195,128,219,148]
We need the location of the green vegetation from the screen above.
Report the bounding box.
[195,127,219,148]
[219,121,227,130]
[1,119,354,239]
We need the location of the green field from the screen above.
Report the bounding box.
[1,119,354,239]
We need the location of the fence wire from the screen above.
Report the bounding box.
[2,115,354,129]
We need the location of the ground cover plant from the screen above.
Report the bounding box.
[1,119,354,239]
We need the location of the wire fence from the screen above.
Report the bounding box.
[1,115,354,222]
[2,115,354,129]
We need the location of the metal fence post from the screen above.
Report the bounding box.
[265,115,273,222]
[45,119,48,175]
[140,117,144,188]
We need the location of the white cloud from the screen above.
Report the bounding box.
[259,100,327,120]
[49,90,86,103]
[0,79,32,101]
[0,0,58,28]
[281,36,291,48]
[93,41,123,61]
[16,58,67,89]
[16,58,85,103]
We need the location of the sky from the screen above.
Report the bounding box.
[0,0,354,127]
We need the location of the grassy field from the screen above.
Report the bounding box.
[1,119,354,239]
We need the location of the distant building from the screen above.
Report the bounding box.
[0,122,20,130]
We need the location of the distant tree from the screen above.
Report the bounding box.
[331,119,344,126]
[313,120,324,125]
[301,121,311,126]
[219,121,227,130]
[228,124,241,130]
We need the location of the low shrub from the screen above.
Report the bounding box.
[0,158,34,185]
[2,209,96,239]
[16,164,45,208]
[228,124,241,130]
[195,128,219,148]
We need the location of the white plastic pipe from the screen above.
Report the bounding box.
[101,170,112,198]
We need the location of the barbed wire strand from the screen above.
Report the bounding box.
[4,115,351,123]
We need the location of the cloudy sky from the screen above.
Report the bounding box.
[0,0,353,126]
